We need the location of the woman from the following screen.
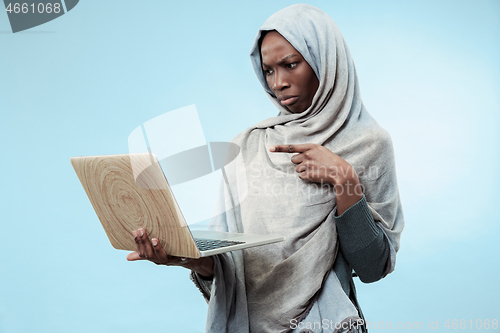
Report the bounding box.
[127,4,404,333]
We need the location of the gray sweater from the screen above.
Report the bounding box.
[333,194,390,331]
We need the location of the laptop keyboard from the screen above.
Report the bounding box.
[194,238,246,251]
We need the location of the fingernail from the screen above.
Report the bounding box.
[139,229,144,237]
[132,230,137,238]
[151,238,158,246]
[270,146,276,152]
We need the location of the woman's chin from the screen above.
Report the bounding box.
[287,104,309,114]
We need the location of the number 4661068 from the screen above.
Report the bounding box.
[444,319,498,330]
[5,2,62,14]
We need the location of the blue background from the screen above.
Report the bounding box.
[1,1,499,332]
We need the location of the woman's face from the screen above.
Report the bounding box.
[260,31,319,113]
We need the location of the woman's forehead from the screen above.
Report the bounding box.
[260,31,301,64]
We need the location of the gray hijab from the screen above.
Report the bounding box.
[191,4,404,333]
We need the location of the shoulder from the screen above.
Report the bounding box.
[327,110,396,180]
[230,130,246,144]
[229,125,264,151]
[331,116,394,155]
[356,111,394,153]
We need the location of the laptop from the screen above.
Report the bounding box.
[71,153,283,258]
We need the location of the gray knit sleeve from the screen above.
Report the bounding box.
[334,194,390,283]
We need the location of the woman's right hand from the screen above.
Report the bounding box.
[126,228,214,279]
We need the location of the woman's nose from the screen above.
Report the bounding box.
[272,70,290,91]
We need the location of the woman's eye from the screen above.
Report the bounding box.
[286,63,297,69]
[264,69,273,76]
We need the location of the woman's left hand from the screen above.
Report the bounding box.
[270,144,354,184]
[270,143,363,215]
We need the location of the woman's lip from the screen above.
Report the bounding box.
[280,96,299,106]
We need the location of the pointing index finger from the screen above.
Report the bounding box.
[269,144,313,153]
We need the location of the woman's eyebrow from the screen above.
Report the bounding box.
[262,54,300,67]
[278,54,299,63]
